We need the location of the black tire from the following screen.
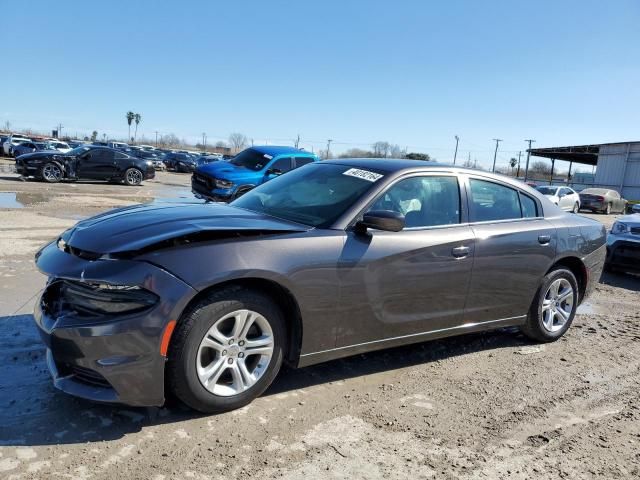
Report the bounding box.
[123,167,143,186]
[572,202,579,214]
[233,187,253,200]
[41,162,63,183]
[521,267,579,343]
[604,203,611,215]
[168,286,286,413]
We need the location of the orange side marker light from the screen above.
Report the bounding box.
[160,320,177,357]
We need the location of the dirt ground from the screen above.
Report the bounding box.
[0,158,638,480]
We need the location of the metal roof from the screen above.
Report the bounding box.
[529,141,639,166]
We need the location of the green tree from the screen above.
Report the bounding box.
[126,111,135,142]
[91,130,98,142]
[405,152,431,161]
[134,113,142,143]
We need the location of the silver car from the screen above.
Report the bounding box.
[536,185,581,213]
[579,188,627,215]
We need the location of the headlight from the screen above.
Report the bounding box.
[145,160,153,166]
[611,221,629,234]
[214,179,234,189]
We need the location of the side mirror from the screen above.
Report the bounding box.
[267,168,282,176]
[356,210,405,233]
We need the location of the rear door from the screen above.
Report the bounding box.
[336,174,475,347]
[264,157,293,182]
[463,176,556,324]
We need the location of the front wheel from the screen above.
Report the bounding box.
[604,203,611,215]
[41,163,63,183]
[521,267,579,342]
[168,287,285,413]
[124,167,143,186]
[572,202,579,214]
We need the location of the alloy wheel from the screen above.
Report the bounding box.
[196,309,274,397]
[126,169,143,185]
[541,278,574,332]
[43,164,62,182]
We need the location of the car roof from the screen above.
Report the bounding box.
[251,145,314,156]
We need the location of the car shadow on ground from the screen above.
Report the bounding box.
[0,312,529,448]
[600,271,640,291]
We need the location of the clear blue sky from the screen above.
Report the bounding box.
[3,0,639,169]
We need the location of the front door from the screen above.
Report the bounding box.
[77,149,117,179]
[336,174,474,347]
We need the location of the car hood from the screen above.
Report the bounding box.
[196,161,259,180]
[60,201,311,254]
[615,213,640,227]
[17,151,62,162]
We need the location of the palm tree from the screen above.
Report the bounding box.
[134,113,142,143]
[126,111,135,142]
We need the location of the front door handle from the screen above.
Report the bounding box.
[538,235,551,245]
[451,246,470,258]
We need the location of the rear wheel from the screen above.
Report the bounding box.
[168,287,285,413]
[521,267,578,342]
[604,203,611,215]
[572,202,579,213]
[41,163,63,183]
[124,168,143,186]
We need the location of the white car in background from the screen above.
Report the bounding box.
[536,185,581,213]
[46,141,72,153]
[3,134,32,155]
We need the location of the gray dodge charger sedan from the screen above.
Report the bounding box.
[34,159,606,413]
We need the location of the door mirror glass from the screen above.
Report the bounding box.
[356,210,405,232]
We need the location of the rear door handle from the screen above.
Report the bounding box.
[538,235,551,245]
[451,246,470,258]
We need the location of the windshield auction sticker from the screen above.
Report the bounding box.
[342,168,383,182]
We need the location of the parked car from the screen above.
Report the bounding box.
[164,152,194,171]
[107,141,129,150]
[606,212,640,273]
[12,141,54,157]
[196,155,222,166]
[536,186,581,213]
[632,204,640,214]
[3,134,32,155]
[192,146,319,201]
[15,145,155,185]
[33,159,606,412]
[67,140,87,148]
[579,188,627,214]
[46,141,72,154]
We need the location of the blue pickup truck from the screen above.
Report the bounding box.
[191,145,319,201]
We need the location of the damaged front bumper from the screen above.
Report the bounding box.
[34,240,197,407]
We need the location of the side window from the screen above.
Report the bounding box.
[368,176,460,228]
[519,192,538,218]
[611,191,620,199]
[469,179,521,222]
[294,157,314,168]
[269,157,293,173]
[114,152,129,160]
[560,188,571,196]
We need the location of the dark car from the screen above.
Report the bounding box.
[33,159,606,413]
[12,141,54,157]
[192,146,319,201]
[579,188,627,214]
[164,152,197,172]
[16,145,155,185]
[606,213,640,273]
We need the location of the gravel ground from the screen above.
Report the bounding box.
[0,160,638,479]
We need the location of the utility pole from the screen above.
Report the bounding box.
[491,138,502,172]
[56,123,63,139]
[453,135,459,165]
[154,131,159,147]
[524,139,536,181]
[295,134,300,149]
[516,151,522,177]
[202,133,207,152]
[326,139,333,159]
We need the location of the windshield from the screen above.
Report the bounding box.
[536,186,558,195]
[68,146,91,156]
[230,148,272,171]
[231,163,383,227]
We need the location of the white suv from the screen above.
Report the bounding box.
[46,141,72,153]
[3,134,32,156]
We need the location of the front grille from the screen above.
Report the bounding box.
[193,173,213,189]
[630,227,640,235]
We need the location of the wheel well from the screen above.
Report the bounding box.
[547,257,587,302]
[179,278,303,366]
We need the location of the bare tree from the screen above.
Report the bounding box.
[389,144,405,158]
[228,133,248,153]
[3,120,11,132]
[339,148,372,158]
[372,141,391,158]
[215,141,228,148]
